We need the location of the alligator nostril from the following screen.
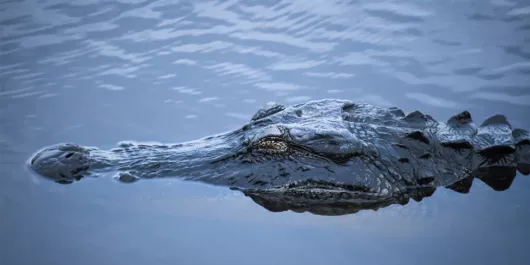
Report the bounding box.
[65,152,74,158]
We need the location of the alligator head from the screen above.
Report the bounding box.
[27,99,529,216]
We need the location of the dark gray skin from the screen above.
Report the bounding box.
[28,99,530,216]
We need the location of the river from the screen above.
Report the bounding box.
[1,0,529,264]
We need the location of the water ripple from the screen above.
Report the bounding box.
[0,0,528,116]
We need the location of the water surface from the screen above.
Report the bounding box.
[1,0,530,264]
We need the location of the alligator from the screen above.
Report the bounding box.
[27,99,529,216]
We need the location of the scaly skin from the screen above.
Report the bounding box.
[27,99,530,215]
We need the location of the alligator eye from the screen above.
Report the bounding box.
[253,137,289,153]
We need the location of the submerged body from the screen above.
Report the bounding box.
[28,99,529,215]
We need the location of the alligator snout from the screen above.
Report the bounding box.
[29,144,91,184]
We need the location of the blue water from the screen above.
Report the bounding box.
[1,0,530,264]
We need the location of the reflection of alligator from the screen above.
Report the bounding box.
[28,99,529,215]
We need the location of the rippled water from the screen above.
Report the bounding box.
[1,0,530,264]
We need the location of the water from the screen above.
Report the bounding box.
[1,0,529,264]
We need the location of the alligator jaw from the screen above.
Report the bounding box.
[28,143,100,184]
